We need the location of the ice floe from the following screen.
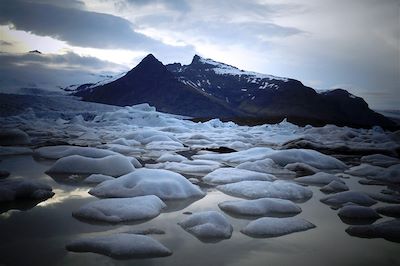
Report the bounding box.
[320,180,349,193]
[35,145,118,159]
[178,211,233,242]
[46,154,135,177]
[295,172,344,185]
[203,168,276,184]
[376,205,400,218]
[217,180,313,201]
[156,153,187,163]
[0,178,54,202]
[338,205,381,220]
[284,162,319,176]
[320,191,377,207]
[72,195,166,223]
[0,128,30,146]
[361,154,400,167]
[241,217,315,238]
[236,158,295,177]
[346,219,400,243]
[66,233,172,258]
[218,198,301,217]
[83,174,115,184]
[0,146,33,156]
[346,164,400,184]
[89,168,205,200]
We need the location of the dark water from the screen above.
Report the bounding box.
[0,155,399,266]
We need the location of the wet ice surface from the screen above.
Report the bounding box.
[1,101,400,265]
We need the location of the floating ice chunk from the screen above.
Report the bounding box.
[346,219,400,243]
[218,198,301,217]
[0,128,30,145]
[376,205,400,218]
[203,168,276,184]
[295,172,344,185]
[146,161,221,176]
[0,178,54,202]
[145,141,184,150]
[338,205,381,220]
[361,154,400,167]
[241,217,315,238]
[83,174,114,184]
[320,191,377,207]
[367,192,400,204]
[156,153,187,163]
[66,233,172,259]
[47,155,135,177]
[90,168,205,200]
[236,158,295,177]
[217,180,313,201]
[72,195,166,223]
[320,180,349,193]
[178,211,233,241]
[346,164,400,184]
[0,146,33,156]
[265,149,347,169]
[284,162,320,176]
[35,145,118,159]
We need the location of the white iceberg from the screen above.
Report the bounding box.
[320,180,349,193]
[83,174,114,184]
[192,147,275,164]
[66,233,172,259]
[217,180,313,201]
[295,172,344,185]
[178,211,233,241]
[89,168,205,200]
[218,198,301,217]
[156,153,187,163]
[35,145,118,159]
[320,191,377,207]
[72,195,166,223]
[265,149,347,169]
[46,154,135,177]
[203,168,276,184]
[236,158,295,177]
[0,178,54,202]
[241,217,315,238]
[146,160,221,176]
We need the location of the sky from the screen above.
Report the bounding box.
[0,0,399,109]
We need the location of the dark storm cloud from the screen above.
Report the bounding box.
[0,0,183,50]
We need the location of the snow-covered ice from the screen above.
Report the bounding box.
[0,178,54,202]
[35,145,118,159]
[236,158,295,177]
[46,154,135,177]
[217,180,313,201]
[320,191,377,207]
[346,164,400,184]
[178,211,233,241]
[203,168,276,184]
[241,217,315,238]
[83,174,114,184]
[284,162,320,176]
[66,233,172,258]
[90,168,205,200]
[72,195,166,223]
[295,172,344,185]
[218,198,301,217]
[338,205,381,220]
[320,180,349,193]
[361,154,400,167]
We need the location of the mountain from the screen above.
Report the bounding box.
[77,54,396,128]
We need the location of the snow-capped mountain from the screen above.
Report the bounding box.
[76,54,395,128]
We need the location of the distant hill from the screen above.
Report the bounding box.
[75,54,396,129]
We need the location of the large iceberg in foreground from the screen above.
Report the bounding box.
[346,219,400,243]
[241,217,316,238]
[218,198,301,217]
[66,233,172,259]
[202,168,276,184]
[178,211,233,242]
[46,154,135,177]
[0,178,54,202]
[72,195,166,223]
[90,168,205,200]
[217,180,313,201]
